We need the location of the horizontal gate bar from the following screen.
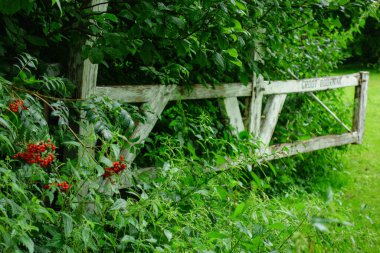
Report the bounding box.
[135,132,360,178]
[262,73,360,95]
[95,73,360,103]
[96,83,251,103]
[263,132,358,161]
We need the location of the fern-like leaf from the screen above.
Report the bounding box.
[42,75,68,97]
[14,53,38,76]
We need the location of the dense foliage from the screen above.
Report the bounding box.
[346,15,380,68]
[1,65,379,252]
[0,0,379,252]
[0,0,378,84]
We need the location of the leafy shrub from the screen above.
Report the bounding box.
[0,0,378,251]
[1,53,375,252]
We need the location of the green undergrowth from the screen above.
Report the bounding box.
[1,55,379,252]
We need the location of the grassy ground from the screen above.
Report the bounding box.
[338,69,380,251]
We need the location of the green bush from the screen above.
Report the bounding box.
[0,1,378,252]
[1,54,376,252]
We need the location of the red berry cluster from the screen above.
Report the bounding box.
[13,140,56,168]
[102,155,127,178]
[9,99,28,112]
[43,181,71,192]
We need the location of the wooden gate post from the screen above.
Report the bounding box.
[68,0,109,149]
[353,71,369,144]
[69,0,109,101]
[67,1,109,200]
[248,73,264,137]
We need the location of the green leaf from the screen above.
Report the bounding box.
[267,162,277,176]
[121,235,135,243]
[171,17,185,29]
[215,186,228,200]
[52,0,62,13]
[102,13,118,23]
[239,71,249,85]
[214,53,225,70]
[82,227,90,244]
[100,156,113,167]
[62,212,73,237]
[230,59,242,67]
[110,199,127,211]
[119,9,134,20]
[21,234,34,253]
[236,1,247,11]
[111,144,121,160]
[187,142,197,159]
[62,141,82,148]
[268,223,287,230]
[215,155,226,166]
[225,48,238,58]
[207,231,228,239]
[164,229,173,242]
[140,42,154,64]
[88,48,104,63]
[232,202,246,218]
[25,35,48,47]
[46,233,64,248]
[0,0,21,15]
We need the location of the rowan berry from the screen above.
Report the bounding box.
[9,99,28,112]
[13,140,57,168]
[43,181,72,192]
[102,156,127,178]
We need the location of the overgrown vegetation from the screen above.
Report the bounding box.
[1,0,380,252]
[345,17,380,69]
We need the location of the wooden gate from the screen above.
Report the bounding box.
[91,72,368,166]
[71,0,368,169]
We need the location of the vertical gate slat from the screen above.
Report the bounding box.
[248,74,264,136]
[353,71,369,144]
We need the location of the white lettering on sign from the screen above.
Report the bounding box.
[301,77,343,90]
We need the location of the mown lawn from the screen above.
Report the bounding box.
[339,69,380,251]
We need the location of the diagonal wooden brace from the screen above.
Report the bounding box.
[121,85,176,164]
[259,94,287,146]
[220,97,245,136]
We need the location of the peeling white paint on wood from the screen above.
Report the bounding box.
[120,85,176,164]
[353,71,369,144]
[95,73,360,103]
[259,94,287,145]
[95,83,252,103]
[263,73,360,95]
[263,132,359,160]
[221,97,245,136]
[247,74,264,136]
